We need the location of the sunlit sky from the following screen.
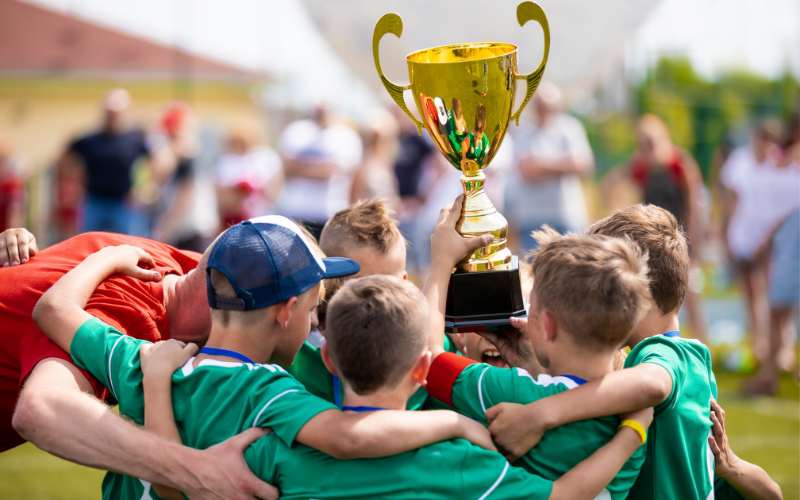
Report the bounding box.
[26,0,800,114]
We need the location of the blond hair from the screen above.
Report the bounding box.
[320,198,404,256]
[589,204,688,314]
[530,228,651,349]
[326,275,427,394]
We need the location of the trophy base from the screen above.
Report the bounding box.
[444,255,526,333]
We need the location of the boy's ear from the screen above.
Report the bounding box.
[411,350,433,386]
[402,271,409,281]
[542,310,558,342]
[320,341,337,375]
[275,296,299,329]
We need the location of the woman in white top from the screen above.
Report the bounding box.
[720,119,800,364]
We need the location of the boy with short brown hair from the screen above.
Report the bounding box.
[290,198,461,409]
[421,197,653,499]
[488,204,722,500]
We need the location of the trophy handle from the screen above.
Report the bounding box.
[372,13,425,133]
[510,1,551,125]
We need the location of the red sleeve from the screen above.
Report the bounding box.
[18,331,105,398]
[426,352,475,407]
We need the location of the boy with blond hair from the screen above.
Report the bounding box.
[420,197,653,499]
[33,216,493,500]
[144,274,654,499]
[487,204,722,499]
[290,198,461,409]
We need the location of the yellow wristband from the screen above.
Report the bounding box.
[619,419,647,444]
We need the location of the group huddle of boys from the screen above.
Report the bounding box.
[33,198,731,499]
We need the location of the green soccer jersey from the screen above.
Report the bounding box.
[289,336,459,411]
[245,433,553,499]
[70,317,336,500]
[428,353,645,500]
[624,333,718,500]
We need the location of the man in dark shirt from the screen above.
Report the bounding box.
[60,89,167,235]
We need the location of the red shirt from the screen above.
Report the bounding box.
[0,232,200,450]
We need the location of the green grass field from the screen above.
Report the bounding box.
[0,372,796,500]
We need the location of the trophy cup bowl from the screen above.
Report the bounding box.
[372,1,550,332]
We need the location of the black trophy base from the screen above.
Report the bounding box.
[444,255,526,333]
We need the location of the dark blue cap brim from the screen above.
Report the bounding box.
[321,257,360,279]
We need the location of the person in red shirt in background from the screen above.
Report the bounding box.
[602,114,708,345]
[0,227,274,500]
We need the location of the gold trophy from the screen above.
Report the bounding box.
[373,1,550,332]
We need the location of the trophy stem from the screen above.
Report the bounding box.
[456,170,514,272]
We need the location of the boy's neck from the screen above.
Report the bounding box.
[341,383,413,411]
[199,324,277,365]
[546,345,616,382]
[628,307,680,346]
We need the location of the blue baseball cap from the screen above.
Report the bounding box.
[206,215,360,310]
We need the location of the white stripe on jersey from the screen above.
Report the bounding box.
[478,461,510,500]
[252,389,299,427]
[516,369,579,390]
[477,366,491,413]
[107,335,125,400]
[595,489,611,500]
[138,479,153,500]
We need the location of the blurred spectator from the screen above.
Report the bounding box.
[56,89,173,235]
[276,104,362,239]
[215,127,283,230]
[744,114,800,395]
[604,114,708,343]
[0,138,24,231]
[151,102,204,250]
[392,106,434,209]
[720,119,799,361]
[504,81,594,251]
[350,109,400,208]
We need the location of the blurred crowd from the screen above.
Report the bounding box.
[1,84,798,394]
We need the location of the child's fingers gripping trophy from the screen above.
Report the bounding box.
[430,194,493,268]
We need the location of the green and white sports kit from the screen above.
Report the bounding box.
[70,317,336,500]
[245,417,554,499]
[624,331,718,500]
[426,352,646,500]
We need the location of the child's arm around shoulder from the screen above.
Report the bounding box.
[486,347,673,459]
[549,407,654,500]
[296,407,496,459]
[33,245,162,353]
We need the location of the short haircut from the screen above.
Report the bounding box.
[319,198,404,257]
[589,204,688,314]
[530,228,651,350]
[325,275,427,394]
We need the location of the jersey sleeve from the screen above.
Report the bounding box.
[243,433,282,484]
[69,317,148,416]
[459,444,553,499]
[428,352,565,422]
[626,338,684,413]
[247,370,337,446]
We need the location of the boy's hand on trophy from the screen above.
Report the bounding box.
[431,195,492,269]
